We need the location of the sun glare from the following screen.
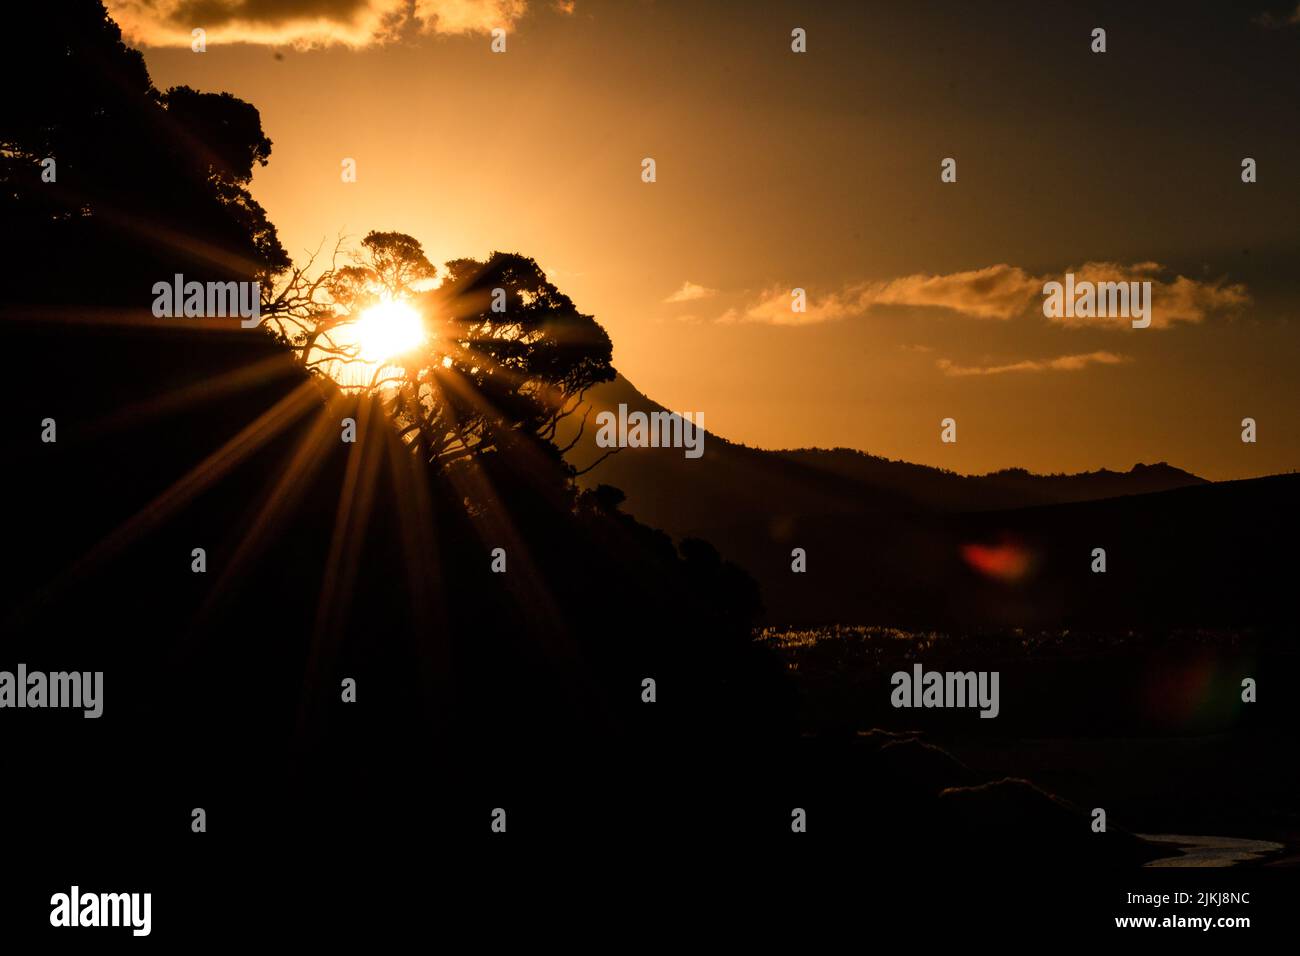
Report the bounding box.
[353,299,427,363]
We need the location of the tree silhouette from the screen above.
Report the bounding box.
[265,231,437,380]
[266,233,615,471]
[0,1,288,308]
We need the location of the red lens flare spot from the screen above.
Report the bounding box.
[961,537,1035,583]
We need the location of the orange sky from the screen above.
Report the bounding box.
[122,0,1300,480]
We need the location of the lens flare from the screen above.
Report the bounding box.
[961,537,1035,583]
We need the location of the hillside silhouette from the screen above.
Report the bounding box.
[564,373,1294,627]
[566,373,1207,522]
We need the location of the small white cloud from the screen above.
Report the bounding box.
[1043,261,1249,330]
[936,351,1132,377]
[664,281,718,304]
[858,264,1041,321]
[717,285,857,326]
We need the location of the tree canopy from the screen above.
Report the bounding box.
[266,232,615,473]
[0,1,288,307]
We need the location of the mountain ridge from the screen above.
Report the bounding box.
[562,372,1293,627]
[566,372,1210,524]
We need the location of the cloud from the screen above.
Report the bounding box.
[1042,261,1250,330]
[936,351,1132,377]
[716,265,1040,326]
[718,285,860,326]
[416,0,527,35]
[858,264,1041,321]
[664,281,717,304]
[720,262,1248,330]
[106,0,529,48]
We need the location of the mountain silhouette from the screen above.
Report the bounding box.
[566,373,1206,523]
[564,373,1292,627]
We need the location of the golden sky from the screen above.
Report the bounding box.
[121,0,1300,480]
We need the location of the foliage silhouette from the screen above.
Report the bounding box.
[268,233,617,473]
[1,1,288,308]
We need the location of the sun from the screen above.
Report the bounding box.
[352,299,426,362]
